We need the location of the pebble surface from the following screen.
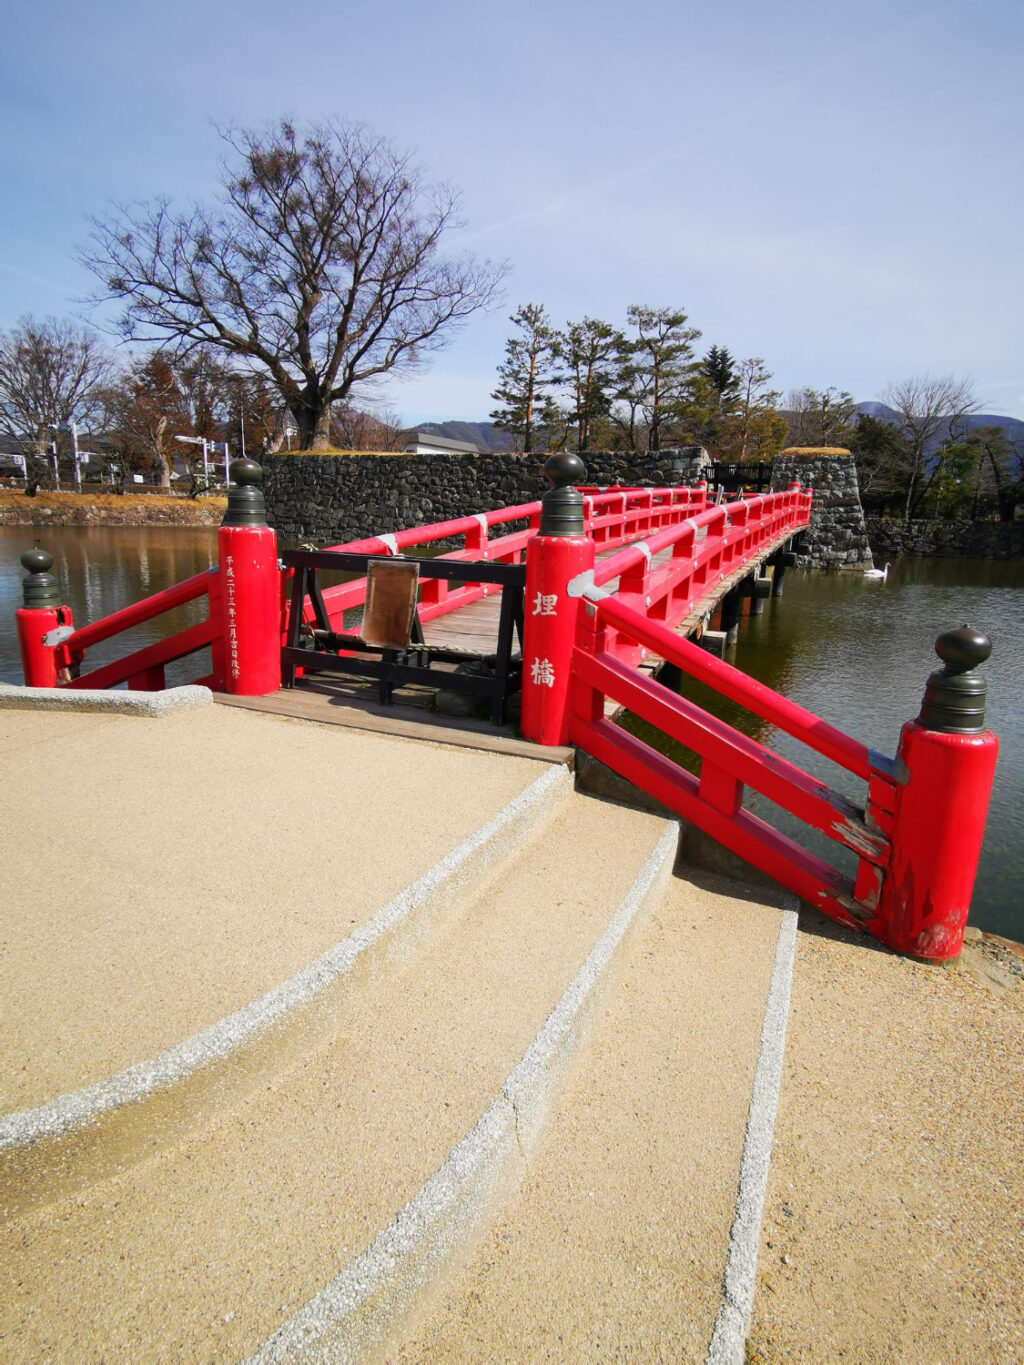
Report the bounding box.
[750,907,1024,1362]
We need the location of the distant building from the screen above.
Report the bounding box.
[401,430,479,456]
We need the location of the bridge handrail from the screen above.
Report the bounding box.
[592,489,806,589]
[568,590,895,931]
[63,568,214,656]
[306,485,714,632]
[584,592,878,782]
[52,567,221,691]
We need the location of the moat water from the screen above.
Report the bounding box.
[1,526,1020,941]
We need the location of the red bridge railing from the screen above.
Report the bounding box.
[297,484,709,637]
[60,569,224,691]
[13,456,996,962]
[517,455,996,962]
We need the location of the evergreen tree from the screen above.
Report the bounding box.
[553,317,622,451]
[624,306,701,450]
[489,304,558,452]
[701,344,739,407]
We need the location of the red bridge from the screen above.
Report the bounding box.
[15,455,997,962]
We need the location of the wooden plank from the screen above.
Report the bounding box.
[215,684,573,766]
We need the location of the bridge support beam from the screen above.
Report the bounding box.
[219,460,281,697]
[521,454,594,747]
[720,588,742,646]
[744,574,771,617]
[769,549,797,597]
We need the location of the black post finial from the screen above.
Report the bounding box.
[20,548,60,608]
[221,458,268,528]
[918,625,992,734]
[539,452,587,537]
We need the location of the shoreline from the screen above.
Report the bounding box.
[0,491,226,528]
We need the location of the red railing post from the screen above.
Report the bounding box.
[521,454,595,747]
[16,550,71,687]
[877,628,999,959]
[218,459,281,697]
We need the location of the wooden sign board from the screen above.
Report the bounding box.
[361,558,419,650]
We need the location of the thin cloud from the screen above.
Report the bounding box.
[0,262,72,294]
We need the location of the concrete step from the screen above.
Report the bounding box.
[0,792,676,1362]
[393,870,797,1365]
[1,736,573,1216]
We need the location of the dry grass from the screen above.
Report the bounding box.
[0,491,227,510]
[778,446,852,458]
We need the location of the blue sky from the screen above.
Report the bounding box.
[2,0,1021,422]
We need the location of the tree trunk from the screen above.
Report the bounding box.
[298,398,333,451]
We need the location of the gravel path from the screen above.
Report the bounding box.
[749,908,1024,1363]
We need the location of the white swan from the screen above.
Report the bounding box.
[864,562,890,580]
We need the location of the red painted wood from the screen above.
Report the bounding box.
[65,570,211,655]
[569,713,864,931]
[17,606,64,687]
[69,616,219,691]
[572,648,890,865]
[878,721,999,959]
[219,525,281,697]
[592,594,873,780]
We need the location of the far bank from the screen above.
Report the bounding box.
[0,491,226,528]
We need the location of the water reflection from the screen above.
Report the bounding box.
[1,526,219,689]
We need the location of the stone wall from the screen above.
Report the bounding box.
[262,447,711,543]
[771,447,873,568]
[866,517,1024,560]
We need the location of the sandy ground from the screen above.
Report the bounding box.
[750,908,1024,1363]
[0,795,670,1362]
[0,705,547,1107]
[397,870,790,1363]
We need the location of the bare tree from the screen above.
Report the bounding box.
[331,400,405,451]
[0,316,114,459]
[82,119,507,451]
[101,353,190,488]
[784,387,856,449]
[882,375,978,519]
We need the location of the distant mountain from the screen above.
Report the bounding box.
[853,403,1024,460]
[418,409,1024,460]
[415,421,518,453]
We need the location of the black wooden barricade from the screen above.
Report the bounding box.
[281,549,526,726]
[708,461,772,494]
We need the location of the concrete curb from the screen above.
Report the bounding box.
[0,682,213,714]
[246,821,679,1364]
[706,901,799,1365]
[0,763,572,1159]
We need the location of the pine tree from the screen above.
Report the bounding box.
[624,306,701,451]
[489,304,557,452]
[552,317,622,451]
[729,358,784,461]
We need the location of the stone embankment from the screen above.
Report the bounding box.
[867,515,1024,559]
[771,447,874,568]
[0,492,226,527]
[262,448,710,543]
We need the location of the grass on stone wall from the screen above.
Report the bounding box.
[278,448,409,458]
